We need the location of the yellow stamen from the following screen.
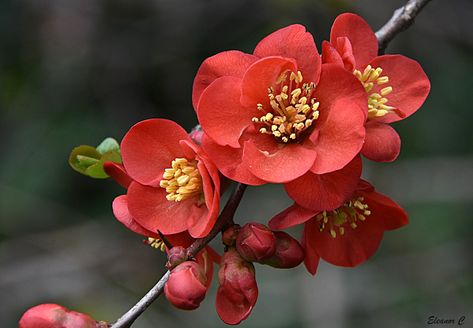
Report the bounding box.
[252,70,320,143]
[159,158,202,202]
[354,65,398,120]
[316,197,371,238]
[145,237,166,252]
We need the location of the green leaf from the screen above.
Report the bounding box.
[96,137,120,155]
[69,145,102,175]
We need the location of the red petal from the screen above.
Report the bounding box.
[253,24,321,84]
[269,203,317,230]
[310,211,385,267]
[311,65,366,174]
[240,56,297,108]
[361,189,409,231]
[201,134,265,186]
[112,195,157,237]
[192,51,257,110]
[127,182,206,236]
[369,55,431,123]
[330,13,378,69]
[362,121,401,162]
[197,76,256,148]
[242,132,317,183]
[321,40,344,67]
[302,221,321,275]
[286,155,362,211]
[333,37,356,71]
[103,162,132,189]
[121,119,191,186]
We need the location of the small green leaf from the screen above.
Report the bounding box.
[96,137,120,155]
[69,146,102,175]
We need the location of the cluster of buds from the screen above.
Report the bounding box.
[215,223,304,324]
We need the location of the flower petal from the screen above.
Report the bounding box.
[197,76,256,148]
[330,13,378,69]
[121,119,191,187]
[321,40,344,67]
[112,195,157,237]
[311,64,367,174]
[360,189,409,231]
[253,24,321,84]
[369,55,431,123]
[269,203,317,230]
[240,56,297,108]
[127,181,206,236]
[286,155,362,211]
[192,51,257,110]
[362,121,401,162]
[103,162,132,189]
[302,220,321,275]
[242,132,317,183]
[201,134,265,186]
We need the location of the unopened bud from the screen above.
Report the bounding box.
[222,224,240,247]
[19,304,107,328]
[165,261,207,310]
[166,246,187,269]
[189,126,204,144]
[262,231,304,269]
[236,223,276,262]
[216,247,258,325]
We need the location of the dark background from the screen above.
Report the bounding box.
[1,0,472,327]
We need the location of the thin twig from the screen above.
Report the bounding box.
[376,0,432,53]
[110,183,247,328]
[108,0,433,325]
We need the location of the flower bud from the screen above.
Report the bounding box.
[189,126,204,144]
[236,222,276,262]
[166,246,187,269]
[165,261,207,310]
[262,231,304,268]
[216,247,258,325]
[222,224,240,247]
[19,304,107,328]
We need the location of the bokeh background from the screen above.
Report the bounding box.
[1,0,472,327]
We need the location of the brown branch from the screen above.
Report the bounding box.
[108,0,434,326]
[376,0,432,53]
[110,183,247,328]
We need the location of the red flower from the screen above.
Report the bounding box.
[112,119,220,239]
[323,13,431,162]
[194,24,367,184]
[269,180,408,274]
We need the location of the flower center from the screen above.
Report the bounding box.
[252,70,320,143]
[354,65,403,120]
[159,158,202,202]
[316,196,371,238]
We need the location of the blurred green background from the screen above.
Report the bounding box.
[1,0,472,327]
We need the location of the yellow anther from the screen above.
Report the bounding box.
[354,65,397,120]
[159,158,202,202]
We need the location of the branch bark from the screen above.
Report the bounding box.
[110,183,247,328]
[108,0,433,326]
[376,0,432,53]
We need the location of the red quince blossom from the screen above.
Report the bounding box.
[216,247,258,325]
[19,304,107,328]
[270,180,408,274]
[110,118,220,238]
[165,261,208,310]
[323,13,431,162]
[193,24,367,185]
[236,222,276,262]
[261,231,304,269]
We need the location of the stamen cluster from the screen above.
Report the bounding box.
[252,71,320,143]
[159,158,202,201]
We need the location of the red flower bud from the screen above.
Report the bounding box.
[166,246,187,269]
[222,224,240,247]
[165,261,207,310]
[216,248,258,325]
[262,231,304,268]
[236,223,276,262]
[19,304,106,328]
